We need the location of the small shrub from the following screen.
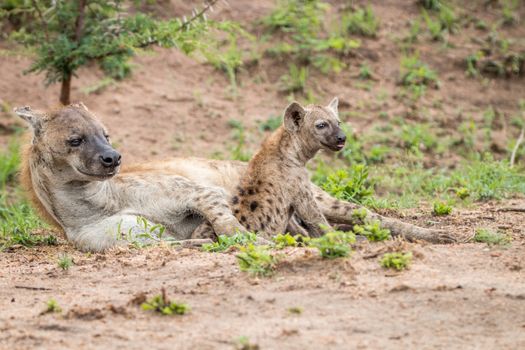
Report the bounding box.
[236,244,277,276]
[474,228,511,246]
[432,201,452,216]
[318,164,374,204]
[141,289,189,316]
[358,63,373,80]
[202,232,257,252]
[343,6,379,37]
[380,252,412,271]
[400,124,437,153]
[353,221,391,241]
[57,254,73,270]
[42,299,62,314]
[455,187,470,199]
[279,64,308,93]
[258,115,282,132]
[399,54,439,98]
[310,230,355,259]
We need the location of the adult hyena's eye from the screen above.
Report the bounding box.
[316,122,328,129]
[68,138,83,147]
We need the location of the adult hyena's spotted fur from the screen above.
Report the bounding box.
[196,98,347,239]
[16,104,456,252]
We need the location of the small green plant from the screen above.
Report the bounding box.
[288,306,303,314]
[501,0,519,26]
[141,288,189,316]
[380,252,412,271]
[279,64,308,93]
[273,233,296,249]
[310,230,355,259]
[258,115,282,132]
[57,254,73,271]
[42,299,62,314]
[400,124,437,153]
[432,201,452,216]
[358,63,373,80]
[353,221,391,241]
[236,244,278,276]
[455,187,470,199]
[351,208,368,222]
[0,196,54,251]
[235,336,260,350]
[202,232,257,252]
[419,0,442,11]
[474,228,511,246]
[0,140,20,188]
[317,164,374,205]
[121,216,166,247]
[399,54,439,98]
[228,119,251,162]
[343,6,379,37]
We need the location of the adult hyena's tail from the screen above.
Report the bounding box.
[311,184,457,244]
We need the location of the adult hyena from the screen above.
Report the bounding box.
[15,103,455,252]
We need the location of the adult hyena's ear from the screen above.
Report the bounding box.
[327,97,338,116]
[13,106,43,136]
[284,101,306,133]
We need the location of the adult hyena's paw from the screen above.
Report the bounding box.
[422,229,458,244]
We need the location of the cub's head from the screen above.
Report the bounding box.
[14,103,121,182]
[283,97,346,152]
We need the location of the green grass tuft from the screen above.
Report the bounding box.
[202,232,257,252]
[310,230,355,259]
[236,244,278,276]
[474,228,511,246]
[380,252,412,271]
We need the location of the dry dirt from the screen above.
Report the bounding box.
[1,0,524,349]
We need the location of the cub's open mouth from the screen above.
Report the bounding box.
[322,141,345,152]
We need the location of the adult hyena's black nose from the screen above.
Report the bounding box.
[100,150,121,167]
[337,132,346,143]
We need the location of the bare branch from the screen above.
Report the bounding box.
[510,126,524,168]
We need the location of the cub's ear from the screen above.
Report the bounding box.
[283,101,306,133]
[13,106,43,136]
[328,97,338,115]
[70,102,89,111]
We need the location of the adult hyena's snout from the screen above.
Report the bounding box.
[99,148,121,168]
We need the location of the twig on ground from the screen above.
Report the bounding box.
[497,207,525,213]
[15,285,52,291]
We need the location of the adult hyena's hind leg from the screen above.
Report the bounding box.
[311,185,457,244]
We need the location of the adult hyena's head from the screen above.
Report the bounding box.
[283,97,346,152]
[14,103,121,182]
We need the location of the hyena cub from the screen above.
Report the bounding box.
[194,98,346,239]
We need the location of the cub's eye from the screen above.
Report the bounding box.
[104,134,110,141]
[316,122,328,129]
[68,138,83,147]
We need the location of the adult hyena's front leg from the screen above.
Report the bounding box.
[187,185,247,236]
[311,185,456,243]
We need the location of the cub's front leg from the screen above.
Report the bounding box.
[292,188,332,237]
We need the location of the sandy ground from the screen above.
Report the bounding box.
[1,200,524,350]
[1,0,525,349]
